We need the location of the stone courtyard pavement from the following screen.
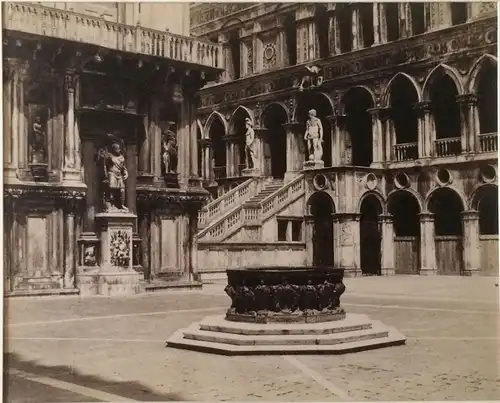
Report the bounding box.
[3,275,500,402]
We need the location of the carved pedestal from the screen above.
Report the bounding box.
[77,212,142,296]
[29,163,49,181]
[241,167,261,177]
[303,160,325,170]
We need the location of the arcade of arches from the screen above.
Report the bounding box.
[198,56,498,183]
[304,184,498,277]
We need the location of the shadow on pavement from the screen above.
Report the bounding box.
[4,352,189,402]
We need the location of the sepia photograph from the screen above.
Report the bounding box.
[2,1,499,402]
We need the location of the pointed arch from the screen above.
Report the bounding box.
[341,85,376,107]
[203,111,228,137]
[196,119,204,138]
[468,183,498,211]
[467,54,498,93]
[228,105,254,133]
[293,92,334,121]
[261,102,289,127]
[422,64,464,100]
[382,72,422,107]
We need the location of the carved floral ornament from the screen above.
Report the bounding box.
[109,229,131,268]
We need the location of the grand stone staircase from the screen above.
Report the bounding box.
[196,175,305,243]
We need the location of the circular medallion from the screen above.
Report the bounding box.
[480,164,497,183]
[394,172,410,189]
[365,173,378,190]
[436,168,452,186]
[313,174,328,191]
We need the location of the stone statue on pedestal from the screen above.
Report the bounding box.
[244,118,258,169]
[304,109,323,161]
[162,129,178,174]
[30,115,47,164]
[97,137,129,212]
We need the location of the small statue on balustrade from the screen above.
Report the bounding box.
[162,129,178,174]
[297,65,324,91]
[304,109,324,162]
[97,136,129,212]
[30,115,47,164]
[244,118,258,170]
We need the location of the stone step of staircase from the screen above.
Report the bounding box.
[144,280,203,292]
[166,314,406,355]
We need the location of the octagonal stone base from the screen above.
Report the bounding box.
[166,313,406,355]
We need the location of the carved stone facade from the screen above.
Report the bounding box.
[3,3,222,296]
[192,3,498,278]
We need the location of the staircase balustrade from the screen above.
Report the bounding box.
[198,178,266,228]
[5,2,222,69]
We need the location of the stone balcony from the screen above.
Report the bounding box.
[4,2,223,70]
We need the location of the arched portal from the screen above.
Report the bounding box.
[360,194,382,275]
[388,191,421,274]
[209,119,226,179]
[295,93,333,167]
[308,192,334,266]
[388,75,419,161]
[428,187,464,275]
[228,107,251,177]
[263,104,287,179]
[430,74,462,156]
[476,62,497,135]
[343,87,374,167]
[476,185,499,275]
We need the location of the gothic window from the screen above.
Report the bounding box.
[477,63,497,134]
[229,30,241,79]
[451,3,468,25]
[359,3,374,47]
[337,4,352,53]
[315,5,330,58]
[430,75,461,141]
[385,3,399,42]
[410,3,426,35]
[283,14,297,66]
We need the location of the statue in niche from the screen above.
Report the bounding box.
[162,124,178,174]
[304,109,323,161]
[297,65,324,91]
[30,115,46,163]
[244,118,258,170]
[96,135,129,212]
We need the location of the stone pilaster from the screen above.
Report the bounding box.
[419,212,437,275]
[304,215,315,266]
[138,105,152,180]
[333,213,362,277]
[379,214,395,276]
[461,210,480,276]
[224,134,241,178]
[379,3,388,43]
[3,59,17,179]
[333,8,342,54]
[62,70,83,184]
[63,204,76,289]
[188,209,199,281]
[325,115,342,166]
[218,34,232,82]
[282,122,303,182]
[373,3,381,45]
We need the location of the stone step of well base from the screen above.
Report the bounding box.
[197,313,374,336]
[166,314,406,355]
[144,280,203,292]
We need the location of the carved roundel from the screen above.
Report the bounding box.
[365,173,378,191]
[480,164,497,183]
[264,44,275,61]
[394,171,410,189]
[313,173,328,191]
[436,168,452,186]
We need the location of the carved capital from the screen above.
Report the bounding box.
[461,210,480,221]
[418,212,435,222]
[456,93,478,106]
[64,70,78,93]
[414,101,432,113]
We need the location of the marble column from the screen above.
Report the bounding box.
[3,62,16,178]
[188,209,199,281]
[138,105,152,179]
[368,108,385,167]
[351,6,360,50]
[333,9,342,54]
[304,215,314,266]
[383,113,395,163]
[148,97,162,178]
[327,12,337,55]
[379,3,388,43]
[379,214,395,276]
[138,211,150,279]
[18,65,28,169]
[419,212,437,275]
[82,137,97,232]
[415,101,432,158]
[373,3,381,45]
[125,143,137,217]
[457,94,478,153]
[325,115,341,166]
[461,210,480,276]
[189,102,198,180]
